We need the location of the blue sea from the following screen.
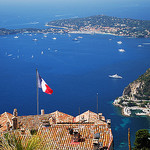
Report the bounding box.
[0,0,150,149]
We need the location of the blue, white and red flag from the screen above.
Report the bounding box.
[36,70,53,95]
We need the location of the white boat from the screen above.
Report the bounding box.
[31,55,34,58]
[117,41,122,44]
[48,48,51,50]
[41,51,44,54]
[33,38,38,41]
[14,36,19,39]
[72,38,78,41]
[138,45,142,47]
[8,54,13,57]
[118,49,125,52]
[77,36,83,39]
[43,35,47,38]
[109,74,122,79]
[52,37,56,40]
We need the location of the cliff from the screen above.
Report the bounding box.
[123,68,150,100]
[113,68,150,116]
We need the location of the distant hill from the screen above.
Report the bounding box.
[1,15,150,37]
[47,15,150,38]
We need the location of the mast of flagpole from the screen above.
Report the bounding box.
[36,68,39,115]
[97,92,98,115]
[128,128,131,150]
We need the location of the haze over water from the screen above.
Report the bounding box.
[0,0,150,149]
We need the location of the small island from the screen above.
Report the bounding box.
[113,68,150,116]
[1,15,150,38]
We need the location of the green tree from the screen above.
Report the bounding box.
[133,129,150,150]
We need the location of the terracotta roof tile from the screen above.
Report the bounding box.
[0,112,13,132]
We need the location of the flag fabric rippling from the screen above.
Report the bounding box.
[37,70,53,95]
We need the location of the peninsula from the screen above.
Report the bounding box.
[47,15,150,38]
[1,15,150,38]
[113,68,150,116]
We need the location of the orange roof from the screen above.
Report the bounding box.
[0,112,13,132]
[0,110,113,149]
[17,111,74,130]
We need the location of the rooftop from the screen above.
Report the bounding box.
[0,109,113,150]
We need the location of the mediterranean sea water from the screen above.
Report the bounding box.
[0,0,150,149]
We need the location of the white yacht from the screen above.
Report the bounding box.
[77,36,83,39]
[52,37,57,40]
[118,49,125,52]
[117,41,122,44]
[72,38,78,41]
[41,51,44,54]
[8,54,13,57]
[109,74,122,79]
[33,38,38,41]
[14,36,19,39]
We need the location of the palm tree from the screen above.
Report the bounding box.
[0,132,44,150]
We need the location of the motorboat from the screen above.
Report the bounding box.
[52,37,57,40]
[14,36,19,38]
[72,38,78,41]
[118,49,125,52]
[117,41,122,44]
[77,36,83,39]
[109,74,122,79]
[33,38,38,41]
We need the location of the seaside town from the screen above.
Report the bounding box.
[1,15,150,38]
[46,15,150,38]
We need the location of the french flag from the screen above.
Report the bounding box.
[37,70,53,95]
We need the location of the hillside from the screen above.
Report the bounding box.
[47,15,150,38]
[123,68,150,100]
[113,68,150,116]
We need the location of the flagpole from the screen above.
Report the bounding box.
[97,93,98,114]
[128,128,131,150]
[36,68,39,115]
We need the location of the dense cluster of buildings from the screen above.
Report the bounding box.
[0,109,113,149]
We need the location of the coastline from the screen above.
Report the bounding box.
[68,30,118,36]
[113,98,150,117]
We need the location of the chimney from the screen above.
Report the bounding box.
[73,128,81,142]
[41,109,45,115]
[12,117,17,130]
[6,122,10,131]
[13,109,18,117]
[98,113,102,120]
[107,119,111,128]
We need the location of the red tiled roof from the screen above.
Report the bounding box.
[0,112,13,132]
[17,111,74,130]
[0,110,113,149]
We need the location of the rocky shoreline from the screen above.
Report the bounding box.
[113,68,150,117]
[113,99,150,117]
